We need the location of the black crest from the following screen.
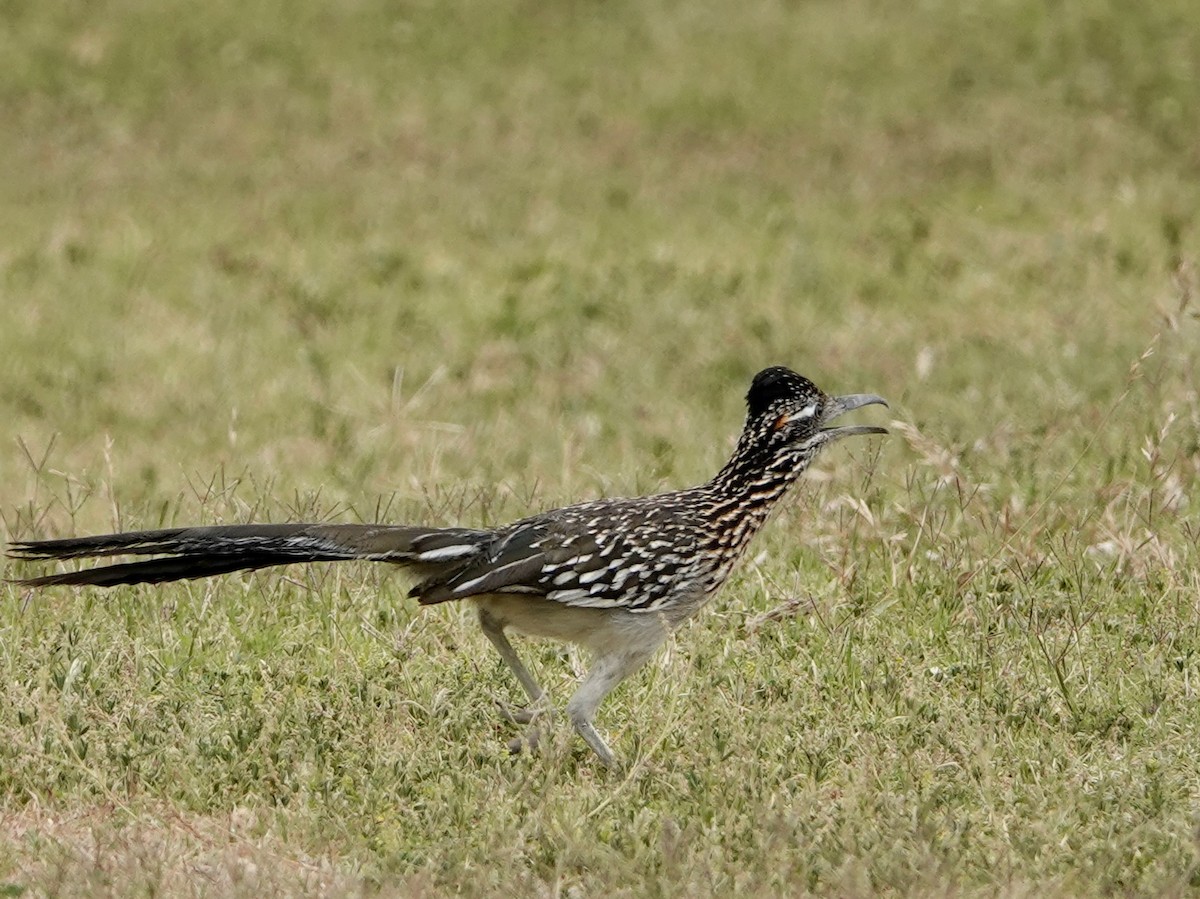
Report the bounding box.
[745,367,819,417]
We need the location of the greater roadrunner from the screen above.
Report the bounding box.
[8,367,886,767]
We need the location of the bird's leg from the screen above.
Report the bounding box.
[477,609,551,727]
[565,648,655,770]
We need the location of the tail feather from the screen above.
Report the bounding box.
[14,553,304,587]
[7,522,492,588]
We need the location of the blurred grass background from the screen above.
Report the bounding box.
[1,0,1198,895]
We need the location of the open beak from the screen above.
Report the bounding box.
[819,393,889,441]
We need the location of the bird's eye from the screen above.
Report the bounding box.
[773,403,818,432]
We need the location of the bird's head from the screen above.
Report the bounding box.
[744,366,888,455]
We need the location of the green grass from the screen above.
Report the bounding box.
[2,0,1199,894]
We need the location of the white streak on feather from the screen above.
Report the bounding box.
[415,544,478,562]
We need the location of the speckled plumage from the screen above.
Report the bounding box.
[9,367,887,767]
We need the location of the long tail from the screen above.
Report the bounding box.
[6,523,492,588]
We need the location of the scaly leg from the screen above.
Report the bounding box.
[477,608,552,745]
[566,648,656,769]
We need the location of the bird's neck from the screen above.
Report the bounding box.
[701,436,813,538]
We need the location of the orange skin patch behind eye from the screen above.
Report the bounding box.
[772,414,789,431]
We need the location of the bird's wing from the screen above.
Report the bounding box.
[412,504,697,611]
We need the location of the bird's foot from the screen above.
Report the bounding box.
[494,697,553,726]
[507,727,543,756]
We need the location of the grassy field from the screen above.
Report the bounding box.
[2,0,1199,894]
